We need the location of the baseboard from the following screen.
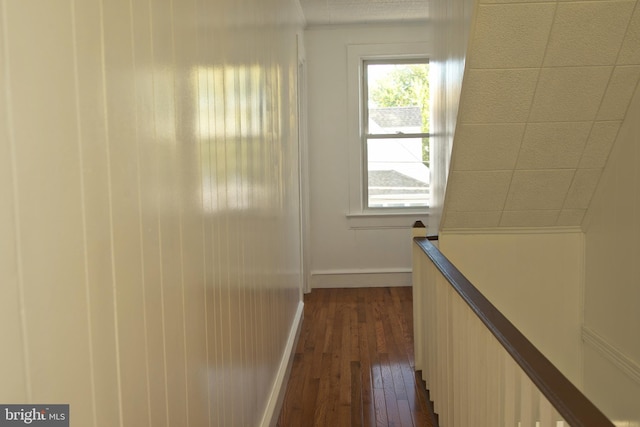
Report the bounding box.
[310,269,412,288]
[259,300,304,427]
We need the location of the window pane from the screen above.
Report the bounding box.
[366,62,429,135]
[367,138,429,208]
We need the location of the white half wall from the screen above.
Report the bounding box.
[439,229,585,386]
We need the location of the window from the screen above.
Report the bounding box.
[346,42,431,229]
[362,59,429,209]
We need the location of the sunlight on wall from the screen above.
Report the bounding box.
[195,64,283,214]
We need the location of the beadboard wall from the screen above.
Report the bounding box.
[0,0,304,426]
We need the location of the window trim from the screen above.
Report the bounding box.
[346,42,431,227]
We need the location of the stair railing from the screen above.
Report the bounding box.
[412,232,613,427]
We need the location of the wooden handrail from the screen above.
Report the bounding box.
[414,236,614,427]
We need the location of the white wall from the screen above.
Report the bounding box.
[439,231,585,386]
[581,83,640,425]
[305,24,430,288]
[429,0,474,235]
[0,0,303,426]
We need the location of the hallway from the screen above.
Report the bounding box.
[277,287,437,426]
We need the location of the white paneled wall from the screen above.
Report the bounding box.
[428,0,473,231]
[0,0,303,425]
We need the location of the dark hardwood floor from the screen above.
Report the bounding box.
[277,287,437,427]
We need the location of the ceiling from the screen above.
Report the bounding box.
[441,0,640,230]
[298,0,430,26]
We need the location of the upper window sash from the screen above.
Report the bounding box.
[362,58,429,137]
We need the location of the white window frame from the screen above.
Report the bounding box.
[346,42,431,229]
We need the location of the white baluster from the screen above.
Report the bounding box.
[443,282,454,426]
[520,374,534,427]
[503,357,518,427]
[487,341,504,427]
[539,396,564,427]
[462,306,473,427]
[475,320,490,427]
[426,261,436,389]
[449,292,458,427]
[435,272,447,421]
[413,245,423,373]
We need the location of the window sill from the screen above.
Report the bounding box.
[346,211,429,230]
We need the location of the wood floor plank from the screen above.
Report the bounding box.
[279,349,311,425]
[350,361,364,427]
[339,302,353,406]
[380,353,403,427]
[357,321,375,426]
[313,352,333,427]
[397,399,414,427]
[373,388,388,427]
[301,377,319,425]
[278,287,436,427]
